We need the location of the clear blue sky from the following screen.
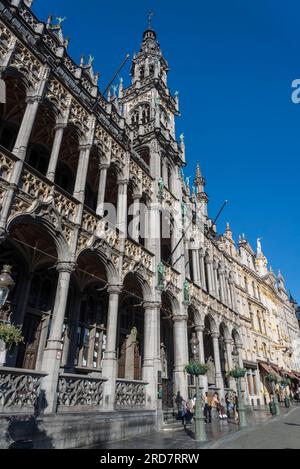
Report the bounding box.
[33,0,300,300]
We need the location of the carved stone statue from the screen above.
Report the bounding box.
[206,356,216,385]
[160,342,168,379]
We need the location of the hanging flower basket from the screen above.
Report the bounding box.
[265,372,279,383]
[280,378,290,387]
[0,323,23,349]
[185,362,208,376]
[227,367,247,379]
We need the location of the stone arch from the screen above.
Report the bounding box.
[232,328,242,348]
[1,217,60,370]
[160,291,175,409]
[0,72,27,151]
[76,246,118,286]
[7,212,70,262]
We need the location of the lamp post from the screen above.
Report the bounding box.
[231,345,247,427]
[0,265,14,311]
[266,360,280,416]
[189,333,207,442]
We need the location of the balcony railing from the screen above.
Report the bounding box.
[57,373,107,412]
[0,367,47,414]
[115,379,147,409]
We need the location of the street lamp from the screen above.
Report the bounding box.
[231,345,247,427]
[189,333,207,442]
[0,265,14,310]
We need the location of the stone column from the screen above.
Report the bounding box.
[73,144,92,203]
[205,257,213,294]
[199,252,206,290]
[212,332,224,394]
[229,279,237,311]
[218,268,225,303]
[101,285,122,410]
[173,314,189,400]
[96,163,109,217]
[117,180,128,238]
[213,261,219,298]
[41,261,75,414]
[191,249,201,285]
[195,325,207,390]
[237,345,247,399]
[142,302,160,410]
[46,123,66,182]
[131,193,142,242]
[225,339,236,390]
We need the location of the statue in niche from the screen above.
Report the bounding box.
[160,342,168,379]
[206,356,216,385]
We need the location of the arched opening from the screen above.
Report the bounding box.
[161,209,172,265]
[63,251,108,373]
[0,219,59,370]
[104,163,119,215]
[117,273,145,380]
[84,146,100,212]
[137,147,150,167]
[54,124,80,196]
[25,102,56,176]
[0,74,27,151]
[160,292,174,410]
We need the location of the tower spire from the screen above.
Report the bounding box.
[147,11,154,30]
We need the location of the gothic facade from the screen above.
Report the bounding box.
[0,0,299,447]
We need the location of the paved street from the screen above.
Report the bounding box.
[97,404,300,450]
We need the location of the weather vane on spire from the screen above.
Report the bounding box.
[147,11,154,29]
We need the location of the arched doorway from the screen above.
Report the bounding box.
[0,218,59,370]
[117,273,145,381]
[204,315,216,388]
[160,292,174,410]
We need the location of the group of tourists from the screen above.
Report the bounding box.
[175,390,240,425]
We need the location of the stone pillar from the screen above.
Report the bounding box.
[237,345,247,400]
[41,261,75,414]
[191,249,201,285]
[225,339,236,390]
[229,279,237,311]
[173,314,189,400]
[101,285,122,410]
[142,302,160,410]
[117,180,128,238]
[218,268,225,303]
[46,123,66,182]
[73,144,92,203]
[199,252,206,290]
[205,257,213,294]
[96,163,109,216]
[212,333,224,394]
[131,193,142,242]
[195,325,207,390]
[213,261,219,298]
[162,159,168,186]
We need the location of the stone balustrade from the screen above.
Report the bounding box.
[124,239,153,271]
[164,262,180,290]
[115,379,147,409]
[0,367,47,414]
[57,374,107,412]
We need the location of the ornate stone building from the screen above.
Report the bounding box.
[0,0,299,448]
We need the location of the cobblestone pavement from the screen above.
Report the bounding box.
[97,404,300,449]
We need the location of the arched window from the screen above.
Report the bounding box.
[167,165,172,192]
[141,104,150,124]
[139,66,145,81]
[131,108,139,126]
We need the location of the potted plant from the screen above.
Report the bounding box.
[185,362,208,376]
[265,372,279,383]
[281,378,291,408]
[0,323,23,366]
[227,367,247,379]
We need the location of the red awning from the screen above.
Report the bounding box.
[259,362,273,374]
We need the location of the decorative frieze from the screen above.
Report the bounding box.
[115,379,147,409]
[0,20,14,59]
[10,42,42,89]
[57,374,106,410]
[0,152,14,181]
